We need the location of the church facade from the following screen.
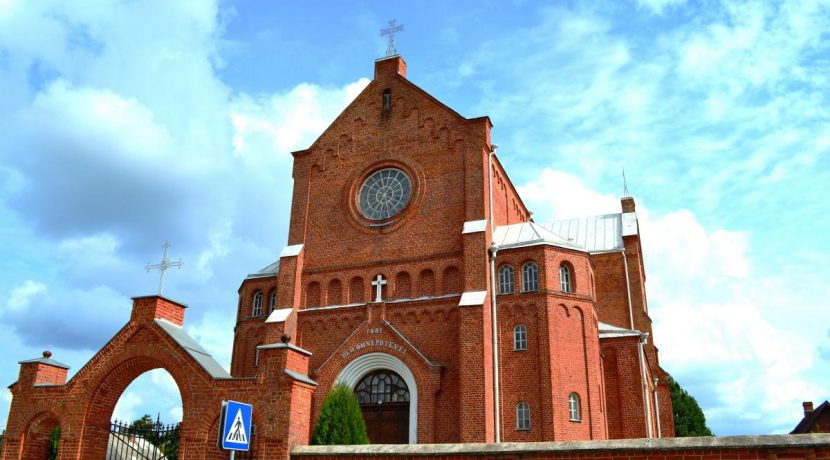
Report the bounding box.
[1,54,673,459]
[232,55,674,443]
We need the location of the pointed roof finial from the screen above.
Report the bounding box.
[622,168,631,198]
[380,19,404,56]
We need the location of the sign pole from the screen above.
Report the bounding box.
[230,452,235,460]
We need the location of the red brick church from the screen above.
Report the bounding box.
[1,55,673,459]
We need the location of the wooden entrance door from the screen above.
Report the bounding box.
[354,370,410,444]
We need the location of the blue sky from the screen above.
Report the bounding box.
[1,0,828,436]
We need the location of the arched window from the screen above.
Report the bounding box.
[354,370,410,404]
[252,291,263,317]
[268,290,277,313]
[498,265,514,294]
[522,262,539,292]
[568,392,581,421]
[516,402,530,430]
[513,325,527,351]
[560,263,573,293]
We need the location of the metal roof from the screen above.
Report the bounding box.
[494,213,626,253]
[598,321,642,339]
[18,356,70,369]
[492,221,579,251]
[542,214,624,252]
[285,368,318,386]
[154,319,232,379]
[246,260,280,279]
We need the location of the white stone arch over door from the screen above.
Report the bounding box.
[335,352,418,444]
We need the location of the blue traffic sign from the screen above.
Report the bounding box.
[220,400,253,451]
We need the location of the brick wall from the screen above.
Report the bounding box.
[292,434,830,460]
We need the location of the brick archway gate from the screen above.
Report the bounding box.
[2,296,318,460]
[79,355,190,459]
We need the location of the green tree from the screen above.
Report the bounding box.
[311,383,369,445]
[667,374,714,436]
[46,426,60,460]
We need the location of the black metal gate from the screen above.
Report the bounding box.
[107,417,179,460]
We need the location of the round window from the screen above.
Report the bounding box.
[358,168,412,221]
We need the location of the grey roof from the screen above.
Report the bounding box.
[284,368,318,386]
[598,321,643,339]
[493,213,625,253]
[542,213,624,252]
[154,319,231,379]
[246,260,280,279]
[18,357,70,369]
[492,222,579,251]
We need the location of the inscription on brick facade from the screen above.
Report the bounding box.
[341,340,407,359]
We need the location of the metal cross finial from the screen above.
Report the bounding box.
[380,19,404,56]
[622,168,631,198]
[145,241,183,296]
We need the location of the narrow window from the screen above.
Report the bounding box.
[499,265,514,294]
[516,402,530,430]
[382,89,392,110]
[568,392,581,421]
[522,262,539,292]
[269,290,277,313]
[560,263,572,293]
[514,325,527,351]
[252,291,263,317]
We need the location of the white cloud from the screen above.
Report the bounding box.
[1,280,130,350]
[5,280,46,312]
[518,168,619,220]
[111,391,143,423]
[187,311,235,370]
[230,78,370,157]
[635,0,687,15]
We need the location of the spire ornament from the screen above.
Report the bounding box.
[380,19,404,56]
[145,241,183,296]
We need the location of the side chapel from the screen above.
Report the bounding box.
[233,54,675,442]
[1,54,674,460]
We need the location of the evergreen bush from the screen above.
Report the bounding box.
[311,382,369,445]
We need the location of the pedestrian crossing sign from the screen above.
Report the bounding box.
[220,400,253,451]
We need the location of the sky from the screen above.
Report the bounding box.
[1,0,828,436]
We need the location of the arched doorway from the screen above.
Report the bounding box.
[107,369,182,460]
[334,352,418,443]
[81,357,187,459]
[354,370,410,444]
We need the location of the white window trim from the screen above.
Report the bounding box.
[569,392,582,422]
[522,262,539,293]
[513,325,527,351]
[499,265,514,295]
[516,401,531,430]
[252,292,263,317]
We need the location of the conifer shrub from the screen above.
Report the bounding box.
[311,382,369,445]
